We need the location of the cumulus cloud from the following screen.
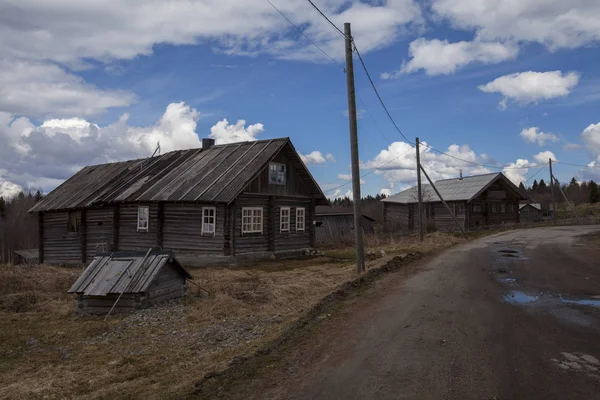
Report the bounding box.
[327,189,353,200]
[380,188,392,196]
[564,143,582,151]
[0,102,266,196]
[361,141,491,188]
[384,38,518,77]
[502,159,533,186]
[209,119,264,144]
[299,151,335,165]
[478,71,580,109]
[520,127,559,146]
[581,122,600,162]
[533,151,558,164]
[431,0,600,50]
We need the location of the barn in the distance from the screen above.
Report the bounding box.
[382,173,528,232]
[29,138,328,266]
[68,250,192,314]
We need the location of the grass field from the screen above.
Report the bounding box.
[0,232,463,399]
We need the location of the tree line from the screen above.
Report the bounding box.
[517,178,600,209]
[0,191,42,264]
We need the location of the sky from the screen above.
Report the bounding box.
[1,0,600,200]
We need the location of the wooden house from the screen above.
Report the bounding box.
[519,203,543,223]
[382,173,528,232]
[315,206,375,245]
[29,138,328,266]
[68,251,192,314]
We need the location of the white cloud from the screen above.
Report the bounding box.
[361,141,491,188]
[380,188,392,196]
[431,0,600,50]
[385,38,518,77]
[0,60,135,118]
[327,189,353,200]
[300,151,335,165]
[0,179,23,199]
[0,101,266,195]
[581,122,600,162]
[337,174,365,185]
[502,159,533,186]
[209,119,264,144]
[520,127,559,146]
[478,71,580,109]
[533,151,558,164]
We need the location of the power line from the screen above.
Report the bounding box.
[305,0,346,37]
[325,146,414,194]
[555,160,600,168]
[265,0,338,63]
[523,163,548,183]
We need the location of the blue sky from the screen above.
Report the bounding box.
[1,0,600,199]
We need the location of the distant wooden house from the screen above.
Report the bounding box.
[315,206,375,245]
[68,251,191,314]
[29,138,327,266]
[382,173,528,232]
[519,203,542,222]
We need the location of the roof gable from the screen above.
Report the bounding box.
[31,138,327,211]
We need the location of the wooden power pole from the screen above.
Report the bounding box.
[549,158,556,222]
[416,137,424,241]
[344,22,364,273]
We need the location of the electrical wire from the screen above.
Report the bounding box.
[325,146,414,194]
[523,163,548,183]
[305,0,346,37]
[555,160,600,168]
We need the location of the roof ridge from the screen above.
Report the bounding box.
[434,172,500,183]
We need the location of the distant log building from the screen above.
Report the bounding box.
[382,173,528,232]
[30,138,328,266]
[315,206,375,245]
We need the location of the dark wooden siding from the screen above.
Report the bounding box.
[431,202,466,232]
[162,203,225,257]
[44,211,81,264]
[274,198,312,251]
[86,207,114,262]
[315,214,374,245]
[243,152,312,197]
[384,203,412,232]
[118,204,158,252]
[146,263,186,306]
[233,195,270,254]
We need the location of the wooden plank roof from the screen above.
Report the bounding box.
[31,138,327,212]
[67,251,192,296]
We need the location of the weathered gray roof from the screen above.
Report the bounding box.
[31,138,327,212]
[520,203,541,210]
[68,251,192,296]
[382,173,525,204]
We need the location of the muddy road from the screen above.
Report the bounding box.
[198,226,600,400]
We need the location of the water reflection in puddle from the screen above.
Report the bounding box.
[504,290,538,304]
[560,298,600,307]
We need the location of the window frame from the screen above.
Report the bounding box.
[242,207,263,234]
[508,203,515,213]
[491,203,499,214]
[473,204,483,213]
[137,206,150,232]
[268,163,286,185]
[499,203,506,213]
[280,207,290,232]
[202,206,216,235]
[296,207,305,232]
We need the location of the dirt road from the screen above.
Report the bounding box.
[197,226,600,399]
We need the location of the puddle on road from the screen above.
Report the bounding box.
[504,290,539,304]
[498,277,517,284]
[561,298,600,307]
[498,249,519,254]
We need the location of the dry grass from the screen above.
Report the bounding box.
[0,232,463,400]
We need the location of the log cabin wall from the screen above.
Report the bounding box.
[43,211,81,265]
[118,203,159,252]
[85,207,114,262]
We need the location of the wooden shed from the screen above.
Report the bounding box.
[315,206,375,245]
[67,250,192,315]
[519,203,542,223]
[29,138,328,266]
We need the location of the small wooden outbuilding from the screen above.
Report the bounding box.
[315,206,375,245]
[519,203,542,223]
[68,250,192,315]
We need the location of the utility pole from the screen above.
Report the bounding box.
[344,22,364,273]
[415,138,424,241]
[549,158,556,222]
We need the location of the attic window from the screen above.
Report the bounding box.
[67,211,81,232]
[269,163,286,185]
[137,206,149,231]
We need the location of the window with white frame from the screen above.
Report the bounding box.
[296,207,305,231]
[202,207,216,235]
[242,207,263,234]
[280,207,290,232]
[268,163,286,185]
[137,206,149,231]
